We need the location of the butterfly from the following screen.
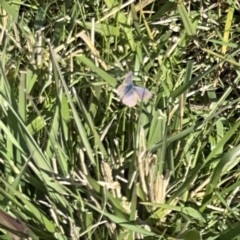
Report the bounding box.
[117,71,152,107]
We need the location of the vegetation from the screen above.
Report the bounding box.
[0,0,240,239]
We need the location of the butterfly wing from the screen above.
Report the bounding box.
[123,71,134,85]
[134,86,152,101]
[122,90,138,107]
[117,72,134,98]
[117,84,127,98]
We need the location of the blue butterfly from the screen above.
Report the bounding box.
[117,71,152,107]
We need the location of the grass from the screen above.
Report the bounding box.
[0,0,240,239]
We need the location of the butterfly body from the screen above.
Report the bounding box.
[117,72,152,107]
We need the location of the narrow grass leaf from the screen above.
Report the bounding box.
[180,229,201,240]
[203,119,240,166]
[34,4,49,30]
[77,56,117,86]
[215,222,240,240]
[48,43,96,166]
[202,48,240,67]
[0,120,24,153]
[167,164,201,204]
[171,61,222,99]
[27,116,46,135]
[177,2,196,36]
[222,0,236,54]
[86,203,157,237]
[75,90,108,158]
[202,144,240,210]
[85,175,128,219]
[144,203,205,222]
[1,93,68,205]
[79,22,120,36]
[0,0,18,21]
[0,178,55,232]
[206,39,238,48]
